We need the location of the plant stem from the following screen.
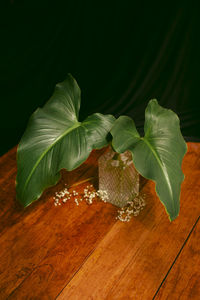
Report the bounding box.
[69,177,96,188]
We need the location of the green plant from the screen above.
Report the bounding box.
[16,74,187,221]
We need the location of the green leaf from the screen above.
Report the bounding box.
[111,99,187,221]
[16,74,115,207]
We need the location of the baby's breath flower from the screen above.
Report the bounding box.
[116,194,146,221]
[54,183,146,223]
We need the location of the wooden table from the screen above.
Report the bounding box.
[0,142,200,300]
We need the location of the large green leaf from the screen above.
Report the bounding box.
[16,74,115,207]
[111,99,187,221]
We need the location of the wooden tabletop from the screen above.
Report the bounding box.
[0,142,200,300]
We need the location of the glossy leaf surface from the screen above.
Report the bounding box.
[16,74,115,207]
[111,99,187,221]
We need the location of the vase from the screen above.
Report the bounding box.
[98,147,139,208]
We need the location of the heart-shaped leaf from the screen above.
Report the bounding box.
[16,74,115,207]
[111,99,187,221]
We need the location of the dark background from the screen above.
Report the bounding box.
[1,0,200,156]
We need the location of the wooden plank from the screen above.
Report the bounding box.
[154,218,200,300]
[4,199,117,300]
[0,149,117,299]
[0,147,17,220]
[56,143,200,300]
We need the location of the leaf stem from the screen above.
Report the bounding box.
[69,177,97,188]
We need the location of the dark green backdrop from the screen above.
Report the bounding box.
[1,1,200,156]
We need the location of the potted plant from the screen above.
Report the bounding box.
[16,74,187,221]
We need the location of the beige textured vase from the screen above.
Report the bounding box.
[98,147,139,208]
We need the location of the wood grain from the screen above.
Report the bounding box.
[57,143,200,300]
[0,143,200,300]
[155,218,200,300]
[0,148,117,299]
